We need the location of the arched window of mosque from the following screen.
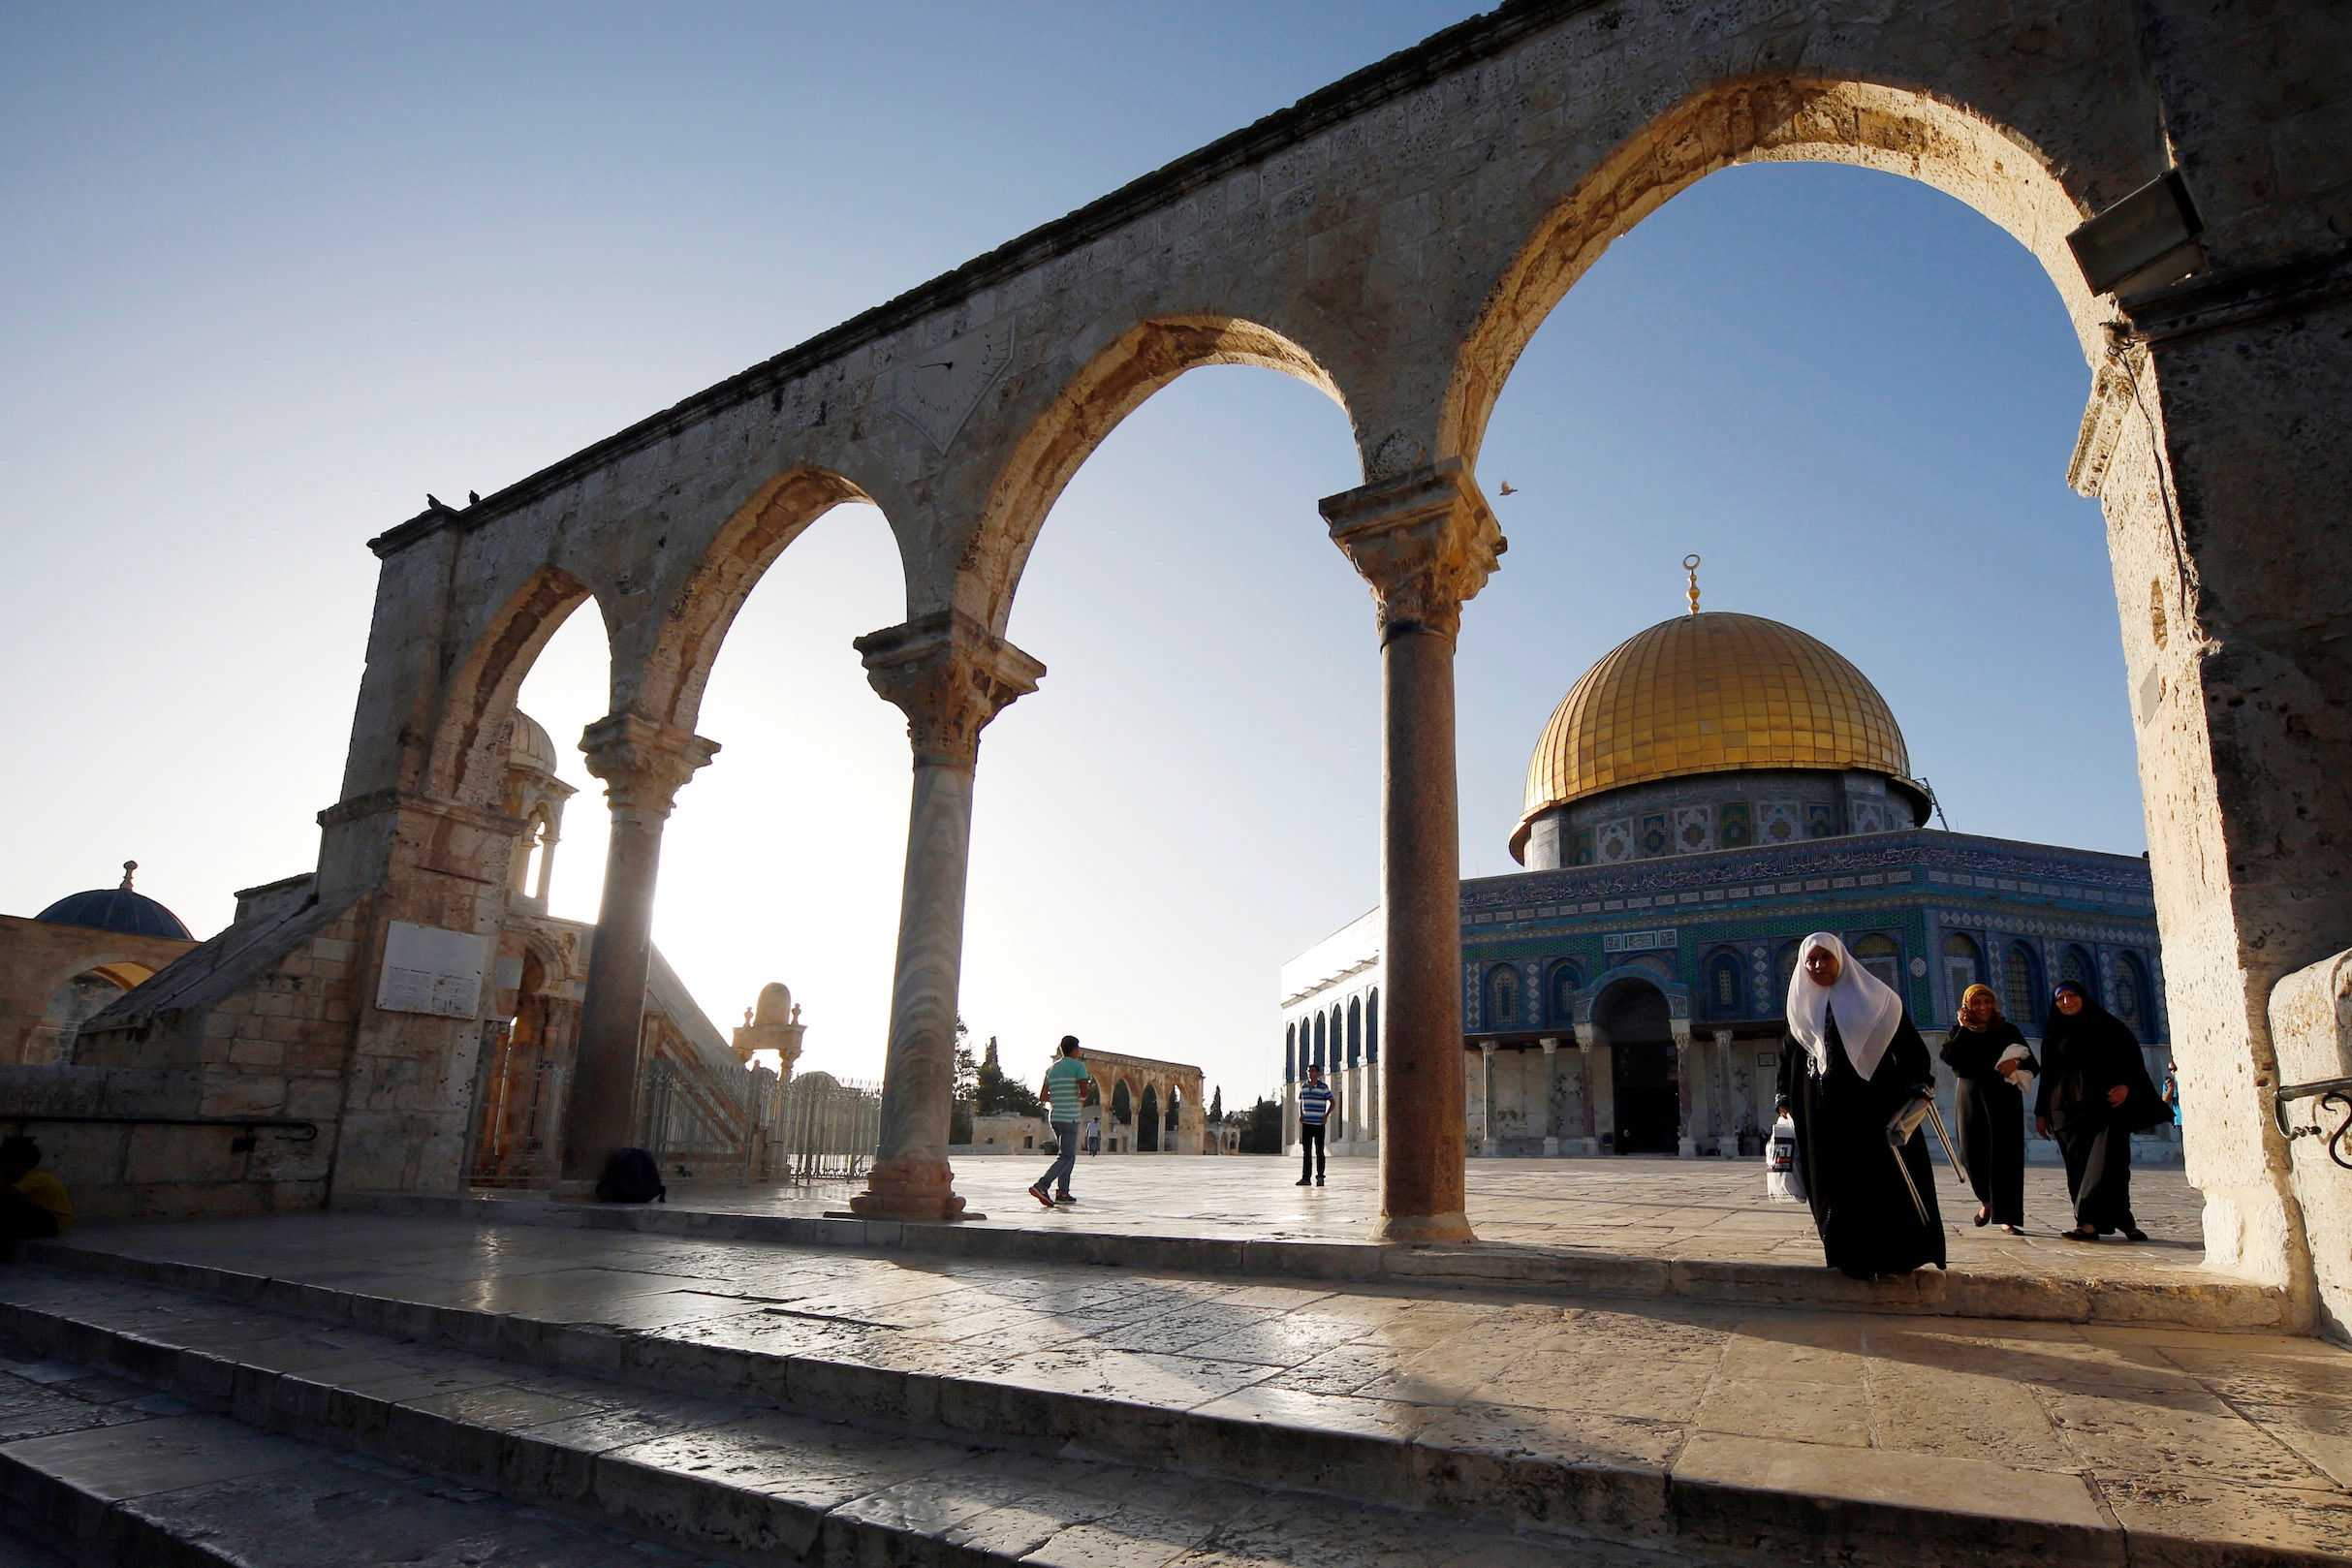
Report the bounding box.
[1852,933,1902,992]
[2114,952,2149,1031]
[1138,1085,1160,1151]
[1708,951,1743,1016]
[2003,944,2042,1025]
[1773,942,1802,1010]
[1487,965,1520,1028]
[1285,1025,1296,1084]
[1165,1087,1181,1132]
[1312,1013,1326,1070]
[1550,963,1582,1023]
[1365,989,1379,1063]
[1943,932,1983,1012]
[1347,997,1362,1067]
[1329,1006,1344,1064]
[2060,945,2094,999]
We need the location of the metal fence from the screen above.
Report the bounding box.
[768,1072,882,1182]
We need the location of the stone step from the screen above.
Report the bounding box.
[0,1267,1703,1568]
[8,1235,2260,1568]
[0,1336,712,1567]
[336,1188,2293,1332]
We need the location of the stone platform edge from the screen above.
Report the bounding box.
[327,1189,2292,1333]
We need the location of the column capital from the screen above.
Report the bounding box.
[1320,458,1505,644]
[855,610,1045,770]
[1540,1036,1558,1054]
[579,712,720,827]
[1711,1028,1735,1047]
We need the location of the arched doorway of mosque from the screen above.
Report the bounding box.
[1597,982,1678,1155]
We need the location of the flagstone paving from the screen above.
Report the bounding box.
[23,1205,2352,1561]
[649,1154,2210,1284]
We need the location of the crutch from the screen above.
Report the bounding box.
[1922,1097,1968,1192]
[1885,1093,1936,1226]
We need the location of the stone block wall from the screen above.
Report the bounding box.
[0,1064,330,1222]
[2268,952,2352,1339]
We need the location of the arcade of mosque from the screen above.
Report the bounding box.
[1282,573,2171,1164]
[3,709,1215,1185]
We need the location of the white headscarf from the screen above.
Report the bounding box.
[1785,931,1904,1082]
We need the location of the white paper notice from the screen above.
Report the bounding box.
[375,922,491,1019]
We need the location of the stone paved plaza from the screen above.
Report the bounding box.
[6,1204,2347,1564]
[662,1155,2210,1286]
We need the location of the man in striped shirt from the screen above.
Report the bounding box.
[1295,1065,1333,1186]
[1030,1036,1093,1208]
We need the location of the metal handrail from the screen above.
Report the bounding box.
[2273,1075,2352,1171]
[0,1113,319,1145]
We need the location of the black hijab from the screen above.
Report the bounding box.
[2035,982,2165,1130]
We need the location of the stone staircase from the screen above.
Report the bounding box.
[0,1260,1715,1568]
[0,1218,2340,1567]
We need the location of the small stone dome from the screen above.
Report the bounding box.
[507,711,559,776]
[1516,612,1917,859]
[35,862,193,941]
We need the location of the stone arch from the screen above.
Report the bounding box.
[631,466,885,733]
[1346,996,1362,1068]
[1442,77,2106,465]
[430,566,599,807]
[1139,1083,1161,1152]
[959,316,1352,635]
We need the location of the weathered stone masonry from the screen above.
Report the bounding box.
[78,0,2352,1327]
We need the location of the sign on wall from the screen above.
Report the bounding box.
[1603,929,1678,955]
[375,921,490,1019]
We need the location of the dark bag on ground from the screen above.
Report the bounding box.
[595,1147,667,1204]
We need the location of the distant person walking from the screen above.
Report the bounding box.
[2036,982,2165,1241]
[1296,1064,1333,1186]
[1031,1037,1094,1209]
[1939,984,2035,1234]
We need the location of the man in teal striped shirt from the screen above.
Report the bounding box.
[1030,1036,1093,1208]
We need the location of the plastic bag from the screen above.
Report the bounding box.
[1765,1112,1805,1204]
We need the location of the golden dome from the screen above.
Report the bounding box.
[1515,612,1914,857]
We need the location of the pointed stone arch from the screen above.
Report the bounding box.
[430,566,600,809]
[959,315,1352,635]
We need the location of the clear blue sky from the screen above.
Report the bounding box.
[1,5,2133,1111]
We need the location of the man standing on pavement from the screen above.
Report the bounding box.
[1031,1037,1093,1208]
[1296,1063,1333,1186]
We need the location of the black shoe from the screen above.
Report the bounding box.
[1973,1207,1991,1228]
[2122,1227,2147,1242]
[1028,1185,1054,1209]
[1314,1176,1326,1185]
[1055,1194,1076,1205]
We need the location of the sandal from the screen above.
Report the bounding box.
[2000,1223,2023,1236]
[2061,1226,2099,1241]
[1973,1207,1991,1228]
[2122,1228,2148,1242]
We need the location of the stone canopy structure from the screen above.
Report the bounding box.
[36,1,2352,1330]
[1283,598,2171,1167]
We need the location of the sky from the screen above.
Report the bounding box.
[1,4,2135,1115]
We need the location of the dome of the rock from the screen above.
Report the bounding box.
[1513,612,1924,862]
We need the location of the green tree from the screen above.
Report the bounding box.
[1208,1086,1223,1124]
[974,1036,1046,1117]
[1237,1096,1283,1154]
[950,1016,977,1145]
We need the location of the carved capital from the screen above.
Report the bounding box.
[854,610,1045,770]
[1320,458,1505,643]
[579,712,720,828]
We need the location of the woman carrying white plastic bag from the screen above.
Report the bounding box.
[1765,1099,1805,1203]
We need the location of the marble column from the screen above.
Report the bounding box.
[848,612,1043,1221]
[562,713,719,1183]
[1673,1019,1697,1158]
[1323,459,1502,1242]
[1539,1038,1560,1156]
[1478,1042,1499,1156]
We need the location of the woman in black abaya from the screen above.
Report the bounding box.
[2034,980,2165,1240]
[1777,932,1946,1278]
[1939,984,2036,1233]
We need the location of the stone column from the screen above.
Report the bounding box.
[849,611,1043,1221]
[1712,1029,1736,1152]
[1539,1038,1560,1156]
[561,713,719,1183]
[1478,1042,1499,1156]
[1672,1019,1696,1159]
[1323,459,1502,1243]
[1577,1021,1608,1156]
